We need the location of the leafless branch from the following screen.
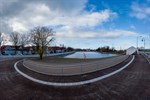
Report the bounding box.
[30,26,55,59]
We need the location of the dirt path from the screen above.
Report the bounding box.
[0,55,150,100]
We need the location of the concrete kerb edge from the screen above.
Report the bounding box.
[14,55,135,87]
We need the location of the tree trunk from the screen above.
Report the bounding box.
[39,53,43,60]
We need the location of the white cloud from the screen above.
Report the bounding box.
[130,2,150,20]
[56,29,137,39]
[4,1,135,40]
[1,0,140,49]
[0,18,13,34]
[0,0,87,33]
[130,25,136,30]
[8,3,117,34]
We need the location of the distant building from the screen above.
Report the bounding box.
[23,46,34,55]
[126,46,139,55]
[0,45,66,55]
[47,46,66,53]
[1,45,21,55]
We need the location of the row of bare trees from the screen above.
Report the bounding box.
[0,26,55,59]
[10,31,31,54]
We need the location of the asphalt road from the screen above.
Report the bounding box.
[0,55,150,100]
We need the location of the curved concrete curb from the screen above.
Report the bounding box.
[14,56,135,87]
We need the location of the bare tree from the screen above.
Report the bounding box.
[10,31,20,54]
[20,33,31,54]
[30,26,55,59]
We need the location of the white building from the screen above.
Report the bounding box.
[126,46,139,55]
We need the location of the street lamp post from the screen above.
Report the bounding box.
[137,36,142,49]
[142,38,145,50]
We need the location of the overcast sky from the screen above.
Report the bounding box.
[0,0,150,49]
